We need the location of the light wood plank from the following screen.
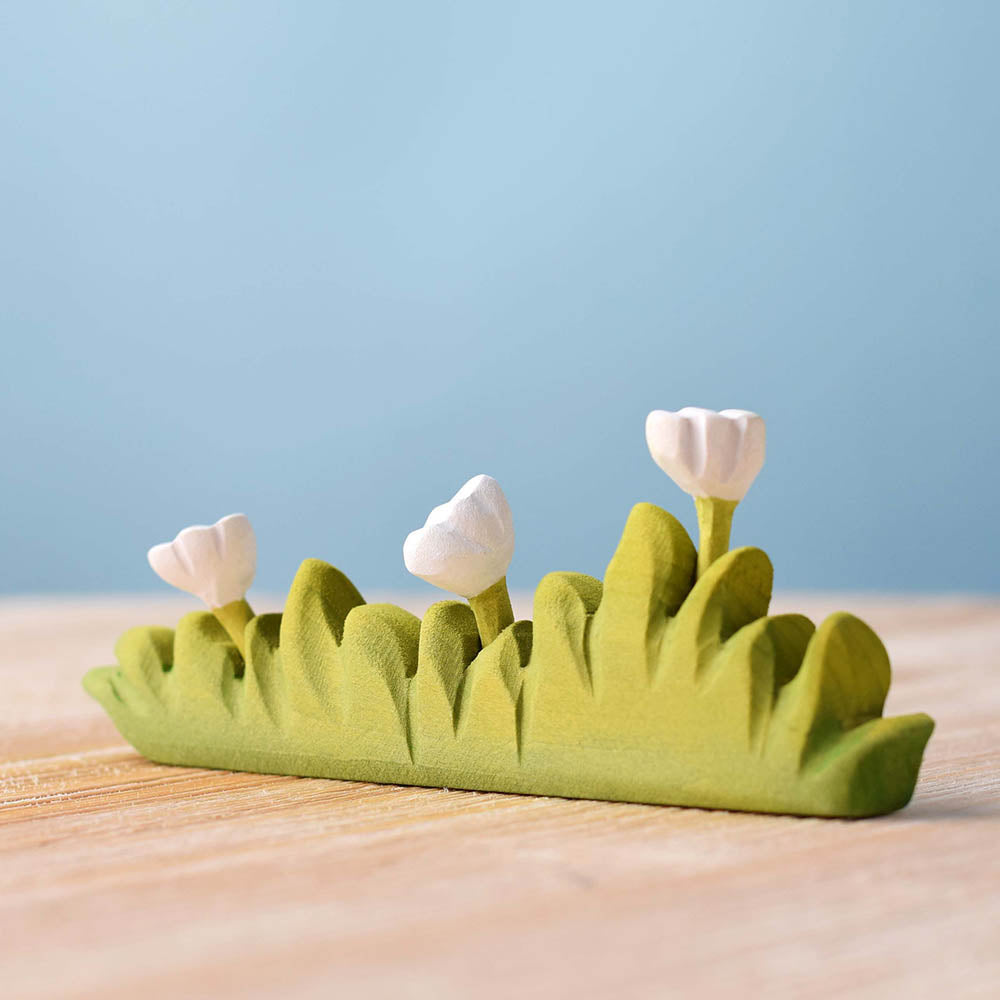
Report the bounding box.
[1,594,997,999]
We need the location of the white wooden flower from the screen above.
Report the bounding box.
[645,407,766,502]
[403,475,515,599]
[147,513,256,608]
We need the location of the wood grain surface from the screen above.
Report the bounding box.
[1,593,997,999]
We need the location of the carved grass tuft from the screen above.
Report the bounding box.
[84,503,933,817]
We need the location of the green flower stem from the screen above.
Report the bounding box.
[468,577,515,646]
[212,598,255,657]
[694,497,739,580]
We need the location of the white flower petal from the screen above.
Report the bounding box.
[147,513,256,607]
[403,475,515,598]
[645,407,765,502]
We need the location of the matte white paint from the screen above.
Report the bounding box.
[403,475,515,599]
[645,407,766,502]
[147,513,256,608]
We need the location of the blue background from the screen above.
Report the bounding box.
[2,1,997,596]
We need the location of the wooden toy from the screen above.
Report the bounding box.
[84,408,934,817]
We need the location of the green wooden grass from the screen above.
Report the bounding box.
[84,503,933,817]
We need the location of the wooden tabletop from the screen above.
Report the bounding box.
[2,593,997,999]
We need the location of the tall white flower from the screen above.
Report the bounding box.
[645,408,766,578]
[645,407,765,502]
[147,513,256,653]
[404,475,515,644]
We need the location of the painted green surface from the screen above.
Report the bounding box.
[211,598,254,656]
[694,496,738,580]
[83,503,934,817]
[468,576,515,645]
